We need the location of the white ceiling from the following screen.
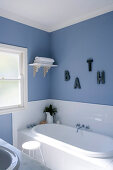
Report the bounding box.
[0,0,113,32]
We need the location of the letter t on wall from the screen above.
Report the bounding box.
[87,59,93,71]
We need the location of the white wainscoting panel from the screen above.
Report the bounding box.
[12,99,113,147]
[49,99,113,137]
[12,100,50,147]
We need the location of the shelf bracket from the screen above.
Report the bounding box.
[33,65,41,77]
[43,66,51,77]
[29,63,57,77]
[33,65,51,77]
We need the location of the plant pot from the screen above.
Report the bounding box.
[46,112,53,124]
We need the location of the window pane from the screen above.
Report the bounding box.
[0,80,21,108]
[0,51,20,78]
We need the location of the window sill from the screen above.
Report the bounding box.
[0,103,27,115]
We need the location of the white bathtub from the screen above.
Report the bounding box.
[32,124,113,159]
[18,124,113,170]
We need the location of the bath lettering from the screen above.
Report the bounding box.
[64,70,81,89]
[64,69,105,89]
[97,71,105,84]
[87,58,93,72]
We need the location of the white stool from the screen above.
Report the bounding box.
[22,141,45,165]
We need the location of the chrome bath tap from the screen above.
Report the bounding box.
[76,124,84,132]
[76,124,90,133]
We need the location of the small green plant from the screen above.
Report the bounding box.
[44,104,57,116]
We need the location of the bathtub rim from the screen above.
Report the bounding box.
[32,123,113,159]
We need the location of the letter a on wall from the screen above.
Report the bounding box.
[74,77,81,89]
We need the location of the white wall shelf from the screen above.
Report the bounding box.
[29,63,57,67]
[29,63,58,77]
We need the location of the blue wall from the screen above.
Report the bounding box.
[0,17,51,144]
[50,11,113,105]
[0,11,113,144]
[0,114,12,144]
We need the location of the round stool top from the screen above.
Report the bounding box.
[22,141,40,150]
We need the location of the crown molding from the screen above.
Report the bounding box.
[0,8,51,32]
[49,4,113,32]
[0,4,113,33]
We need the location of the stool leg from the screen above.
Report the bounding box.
[33,149,35,159]
[29,150,30,157]
[39,147,46,166]
[22,149,30,157]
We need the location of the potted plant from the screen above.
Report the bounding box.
[44,104,57,123]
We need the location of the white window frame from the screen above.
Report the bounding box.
[0,43,28,114]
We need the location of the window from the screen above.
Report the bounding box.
[0,44,27,114]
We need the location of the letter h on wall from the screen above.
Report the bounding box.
[97,71,105,84]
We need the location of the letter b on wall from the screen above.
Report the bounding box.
[65,70,70,81]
